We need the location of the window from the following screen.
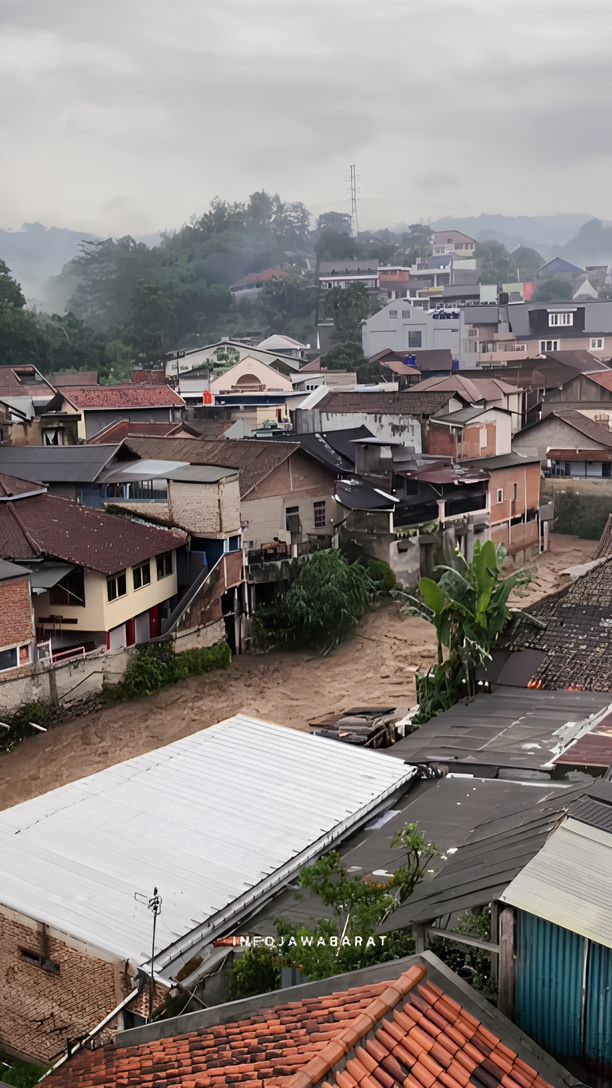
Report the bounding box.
[408,331,422,348]
[548,312,573,327]
[496,488,504,503]
[513,482,518,501]
[285,506,300,534]
[591,337,605,350]
[540,339,559,353]
[107,570,127,602]
[19,947,60,975]
[402,309,411,318]
[156,553,173,580]
[479,427,487,449]
[0,647,18,672]
[313,501,326,528]
[133,562,151,590]
[388,309,398,319]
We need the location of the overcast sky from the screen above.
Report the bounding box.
[1,0,610,235]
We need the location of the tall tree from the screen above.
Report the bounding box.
[324,283,375,343]
[476,240,518,285]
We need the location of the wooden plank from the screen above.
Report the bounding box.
[497,905,515,1018]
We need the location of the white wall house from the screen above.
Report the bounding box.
[362,300,462,359]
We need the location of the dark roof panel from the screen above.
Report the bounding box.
[316,391,451,416]
[0,445,122,483]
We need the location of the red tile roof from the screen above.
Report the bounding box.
[61,385,185,410]
[585,371,612,393]
[0,480,186,574]
[48,962,556,1088]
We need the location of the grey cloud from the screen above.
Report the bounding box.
[1,0,612,232]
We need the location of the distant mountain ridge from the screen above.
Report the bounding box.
[428,213,593,255]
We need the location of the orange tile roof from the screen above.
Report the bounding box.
[48,963,556,1088]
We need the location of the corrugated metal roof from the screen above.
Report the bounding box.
[0,715,414,977]
[380,780,584,929]
[569,779,612,832]
[387,687,612,773]
[501,817,612,948]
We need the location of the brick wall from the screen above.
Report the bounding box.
[427,425,456,458]
[427,423,497,461]
[0,907,141,1063]
[0,576,34,651]
[460,422,496,459]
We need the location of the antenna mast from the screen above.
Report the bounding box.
[135,886,163,1022]
[349,164,360,237]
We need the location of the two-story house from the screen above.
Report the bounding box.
[432,229,477,259]
[0,473,186,657]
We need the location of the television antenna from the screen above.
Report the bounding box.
[134,886,162,1021]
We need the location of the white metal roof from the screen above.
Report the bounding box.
[500,816,612,948]
[0,715,414,978]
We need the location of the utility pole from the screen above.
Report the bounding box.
[349,164,360,237]
[135,886,162,1021]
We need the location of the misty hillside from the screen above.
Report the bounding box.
[560,219,612,268]
[428,213,593,256]
[0,222,98,303]
[0,222,162,305]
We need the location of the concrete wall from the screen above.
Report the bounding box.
[168,477,241,536]
[362,301,461,359]
[242,453,337,547]
[513,416,607,462]
[80,408,176,440]
[489,463,541,526]
[315,410,423,448]
[0,619,226,714]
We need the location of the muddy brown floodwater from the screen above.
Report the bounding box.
[0,534,597,810]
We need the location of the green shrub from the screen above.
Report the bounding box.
[0,702,55,753]
[552,489,612,540]
[0,1051,46,1088]
[367,559,397,593]
[258,550,375,652]
[104,640,231,704]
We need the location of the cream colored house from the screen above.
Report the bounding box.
[0,475,186,654]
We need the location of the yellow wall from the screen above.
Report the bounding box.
[210,356,293,395]
[34,555,179,634]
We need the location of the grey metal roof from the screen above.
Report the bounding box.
[0,444,121,483]
[462,451,541,470]
[250,774,575,937]
[380,779,586,929]
[164,464,238,483]
[0,714,414,978]
[386,687,612,775]
[335,479,397,511]
[293,427,373,473]
[0,558,31,582]
[500,817,612,948]
[28,561,75,592]
[569,779,612,832]
[433,405,491,425]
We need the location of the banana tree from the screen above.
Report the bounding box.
[396,540,535,721]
